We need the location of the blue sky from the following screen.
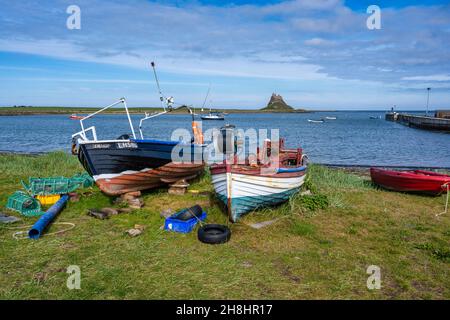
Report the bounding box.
[0,0,449,110]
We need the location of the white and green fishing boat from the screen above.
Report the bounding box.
[210,139,307,222]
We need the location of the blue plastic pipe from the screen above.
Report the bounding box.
[28,194,69,239]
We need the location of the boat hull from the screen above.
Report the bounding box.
[77,139,204,196]
[211,166,306,222]
[201,116,224,120]
[370,168,450,195]
[308,120,323,123]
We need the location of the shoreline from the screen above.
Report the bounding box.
[0,107,313,116]
[1,108,434,117]
[1,150,448,171]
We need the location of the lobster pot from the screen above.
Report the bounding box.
[6,191,42,217]
[69,173,94,188]
[22,173,94,196]
[23,177,72,195]
[217,124,236,155]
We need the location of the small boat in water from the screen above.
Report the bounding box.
[201,111,225,120]
[370,168,450,195]
[369,116,381,119]
[308,119,324,123]
[199,86,225,120]
[211,135,308,222]
[325,116,337,120]
[69,114,84,120]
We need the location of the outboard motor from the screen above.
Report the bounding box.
[116,134,130,140]
[217,124,236,155]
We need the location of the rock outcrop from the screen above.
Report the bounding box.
[262,93,294,111]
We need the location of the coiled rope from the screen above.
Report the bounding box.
[4,222,76,240]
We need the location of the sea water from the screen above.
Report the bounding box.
[0,111,449,167]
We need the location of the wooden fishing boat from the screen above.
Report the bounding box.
[210,139,307,222]
[77,137,204,196]
[370,168,450,195]
[71,63,205,196]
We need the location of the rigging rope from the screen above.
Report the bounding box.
[436,183,449,217]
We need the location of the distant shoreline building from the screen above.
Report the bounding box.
[435,110,450,119]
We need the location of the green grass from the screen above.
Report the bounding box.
[307,164,373,191]
[0,151,81,178]
[0,154,449,299]
[289,220,316,237]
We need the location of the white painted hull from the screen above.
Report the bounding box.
[211,172,306,221]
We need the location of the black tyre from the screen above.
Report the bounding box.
[198,224,231,244]
[175,205,203,221]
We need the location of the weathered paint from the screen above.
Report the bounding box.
[217,188,300,222]
[96,162,204,196]
[211,170,306,222]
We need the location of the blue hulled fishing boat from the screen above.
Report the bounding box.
[71,63,205,196]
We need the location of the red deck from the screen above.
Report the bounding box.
[210,138,306,178]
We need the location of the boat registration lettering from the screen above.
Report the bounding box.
[92,144,111,149]
[117,142,138,149]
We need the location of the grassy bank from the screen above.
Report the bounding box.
[0,152,449,299]
[0,106,311,116]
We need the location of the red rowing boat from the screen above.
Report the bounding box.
[69,114,84,120]
[370,168,450,195]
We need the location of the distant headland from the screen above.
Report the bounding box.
[260,93,307,113]
[0,94,311,115]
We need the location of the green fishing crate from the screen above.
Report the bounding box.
[6,191,43,217]
[22,177,73,196]
[21,173,94,196]
[70,173,94,188]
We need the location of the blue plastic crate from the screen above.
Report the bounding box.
[164,211,207,233]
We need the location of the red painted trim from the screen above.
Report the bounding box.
[210,163,306,178]
[210,139,307,178]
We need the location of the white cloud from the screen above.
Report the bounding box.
[6,77,209,86]
[402,74,450,81]
[0,38,329,81]
[261,0,342,14]
[304,37,335,46]
[1,0,449,85]
[0,0,450,108]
